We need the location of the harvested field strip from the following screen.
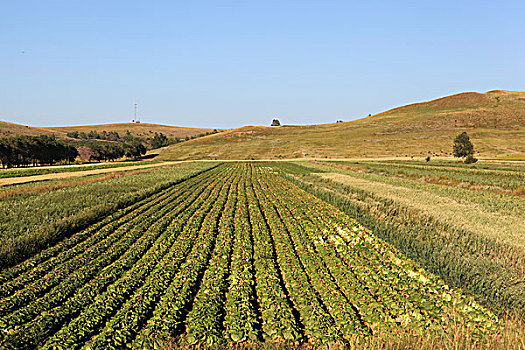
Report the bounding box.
[318,172,525,249]
[301,161,525,216]
[314,160,525,196]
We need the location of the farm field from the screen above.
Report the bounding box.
[0,161,218,269]
[276,160,525,318]
[0,161,187,187]
[0,162,516,349]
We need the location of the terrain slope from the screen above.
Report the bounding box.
[157,90,525,160]
[0,121,218,140]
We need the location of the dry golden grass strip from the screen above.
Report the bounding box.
[317,172,525,250]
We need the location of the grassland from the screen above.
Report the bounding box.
[274,160,525,318]
[0,121,219,141]
[0,163,511,349]
[156,90,525,160]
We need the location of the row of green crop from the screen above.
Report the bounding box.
[131,166,238,348]
[245,169,302,342]
[223,174,260,343]
[79,168,237,349]
[183,168,239,346]
[0,165,229,349]
[252,168,343,344]
[277,163,525,316]
[0,161,219,269]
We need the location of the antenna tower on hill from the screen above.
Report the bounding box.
[131,103,141,123]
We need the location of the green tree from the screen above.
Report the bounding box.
[150,132,169,149]
[453,132,474,158]
[271,119,281,126]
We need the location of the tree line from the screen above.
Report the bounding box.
[0,135,78,168]
[0,135,149,168]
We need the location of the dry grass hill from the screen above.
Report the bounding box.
[156,90,525,160]
[0,121,219,141]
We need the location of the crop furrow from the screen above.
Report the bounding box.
[0,169,224,349]
[244,167,302,342]
[252,174,341,344]
[223,173,260,343]
[131,168,237,349]
[38,170,230,350]
[257,173,368,339]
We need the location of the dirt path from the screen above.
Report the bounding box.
[0,161,186,186]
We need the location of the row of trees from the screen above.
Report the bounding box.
[0,135,149,168]
[0,135,78,168]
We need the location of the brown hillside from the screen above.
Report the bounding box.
[157,90,525,160]
[0,121,59,138]
[45,123,219,140]
[0,121,220,141]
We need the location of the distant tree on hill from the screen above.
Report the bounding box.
[271,119,281,126]
[150,132,169,149]
[123,130,134,142]
[124,141,147,160]
[453,132,474,159]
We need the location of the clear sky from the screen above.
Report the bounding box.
[1,1,524,129]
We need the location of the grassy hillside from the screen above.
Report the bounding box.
[0,121,59,138]
[0,121,219,140]
[44,122,219,140]
[157,90,525,160]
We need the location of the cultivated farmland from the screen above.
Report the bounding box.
[0,163,509,349]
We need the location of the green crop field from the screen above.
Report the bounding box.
[0,162,522,349]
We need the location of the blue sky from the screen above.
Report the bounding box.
[1,1,524,129]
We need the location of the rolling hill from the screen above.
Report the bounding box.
[156,90,525,160]
[0,121,219,141]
